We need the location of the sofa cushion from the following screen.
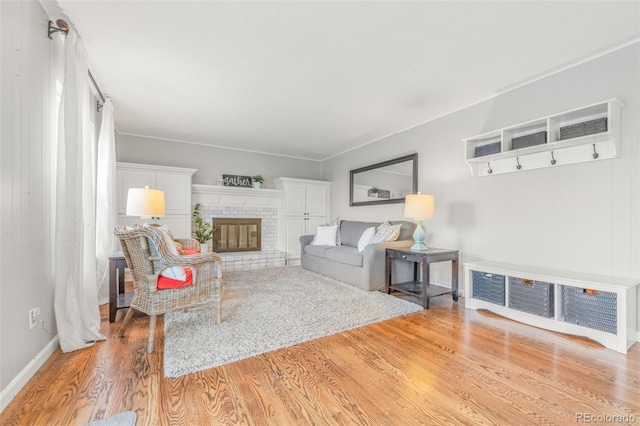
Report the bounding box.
[304,244,333,258]
[339,220,380,247]
[326,246,363,267]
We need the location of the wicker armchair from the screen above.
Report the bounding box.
[114,225,223,352]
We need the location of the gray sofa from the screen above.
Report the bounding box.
[300,220,417,291]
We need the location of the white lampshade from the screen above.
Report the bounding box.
[126,187,165,219]
[404,192,435,220]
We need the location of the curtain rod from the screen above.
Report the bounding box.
[88,70,106,112]
[47,19,106,112]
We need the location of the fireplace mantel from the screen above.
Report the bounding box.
[192,184,281,207]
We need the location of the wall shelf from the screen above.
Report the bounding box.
[463,99,624,176]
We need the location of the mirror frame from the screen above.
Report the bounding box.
[349,153,418,207]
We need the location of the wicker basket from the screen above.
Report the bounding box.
[511,131,547,150]
[474,141,501,158]
[472,271,505,306]
[563,286,617,334]
[508,277,554,318]
[560,117,607,140]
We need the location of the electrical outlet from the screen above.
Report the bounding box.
[29,307,41,330]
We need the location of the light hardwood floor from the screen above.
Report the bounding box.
[1,295,639,425]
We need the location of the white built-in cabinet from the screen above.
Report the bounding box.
[274,177,331,264]
[464,261,638,354]
[116,162,197,238]
[463,99,624,176]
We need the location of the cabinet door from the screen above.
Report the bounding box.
[282,182,306,216]
[306,216,327,235]
[305,184,328,216]
[284,217,306,259]
[117,170,156,214]
[156,172,191,215]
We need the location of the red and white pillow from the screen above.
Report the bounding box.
[158,266,193,289]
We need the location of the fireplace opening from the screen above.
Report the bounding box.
[212,218,261,253]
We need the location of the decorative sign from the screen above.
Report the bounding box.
[222,174,253,188]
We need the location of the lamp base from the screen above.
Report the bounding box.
[410,242,429,251]
[411,219,428,251]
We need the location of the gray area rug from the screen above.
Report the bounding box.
[163,266,421,377]
[84,411,136,426]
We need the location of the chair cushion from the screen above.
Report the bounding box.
[158,267,193,289]
[326,246,363,267]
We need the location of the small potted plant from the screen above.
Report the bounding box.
[193,203,216,252]
[252,174,264,189]
[369,186,380,198]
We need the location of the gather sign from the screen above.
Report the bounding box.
[222,174,253,188]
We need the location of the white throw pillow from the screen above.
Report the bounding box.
[311,217,341,245]
[312,225,338,246]
[357,227,376,252]
[369,222,402,244]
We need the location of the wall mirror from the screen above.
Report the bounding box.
[350,153,418,206]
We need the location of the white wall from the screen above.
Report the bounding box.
[0,0,59,408]
[322,43,640,332]
[116,134,323,188]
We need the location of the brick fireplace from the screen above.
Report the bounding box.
[192,184,286,271]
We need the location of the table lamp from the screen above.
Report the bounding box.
[404,192,434,250]
[126,186,165,225]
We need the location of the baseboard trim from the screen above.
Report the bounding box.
[0,336,59,413]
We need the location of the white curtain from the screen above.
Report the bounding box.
[95,99,118,304]
[54,31,105,352]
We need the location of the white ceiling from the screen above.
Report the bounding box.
[55,1,640,161]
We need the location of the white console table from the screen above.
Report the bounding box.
[464,261,639,354]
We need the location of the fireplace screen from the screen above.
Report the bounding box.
[212,218,261,253]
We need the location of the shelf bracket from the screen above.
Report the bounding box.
[592,144,599,159]
[550,151,556,165]
[516,157,522,170]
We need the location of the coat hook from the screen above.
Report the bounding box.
[592,144,599,159]
[516,157,522,170]
[487,162,493,174]
[551,151,557,165]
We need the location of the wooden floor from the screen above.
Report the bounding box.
[2,295,640,425]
